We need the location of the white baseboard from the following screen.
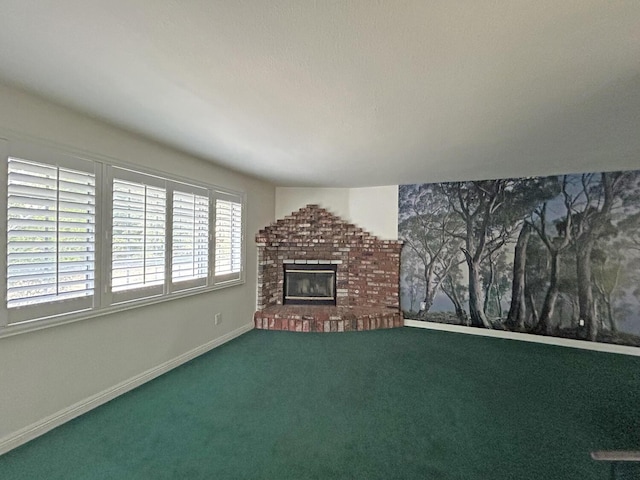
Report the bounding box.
[0,322,254,456]
[404,319,640,357]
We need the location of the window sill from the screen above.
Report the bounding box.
[0,278,245,340]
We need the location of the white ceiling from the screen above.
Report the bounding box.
[1,1,639,187]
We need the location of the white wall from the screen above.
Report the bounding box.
[275,188,351,220]
[276,185,398,239]
[0,83,275,445]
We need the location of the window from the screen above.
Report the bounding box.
[6,155,97,324]
[214,194,243,282]
[172,187,209,290]
[3,142,245,329]
[110,170,166,303]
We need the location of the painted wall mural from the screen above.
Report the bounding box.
[399,171,640,347]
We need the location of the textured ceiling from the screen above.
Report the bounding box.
[1,1,639,187]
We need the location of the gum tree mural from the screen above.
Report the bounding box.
[399,184,464,315]
[399,169,640,347]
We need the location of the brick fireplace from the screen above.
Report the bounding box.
[254,204,404,332]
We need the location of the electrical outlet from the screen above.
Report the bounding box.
[214,313,222,325]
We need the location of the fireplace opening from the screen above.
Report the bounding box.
[283,264,337,306]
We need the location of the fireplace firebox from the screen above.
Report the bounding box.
[283,264,337,306]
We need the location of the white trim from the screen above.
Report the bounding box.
[0,321,254,456]
[404,319,640,357]
[111,166,167,189]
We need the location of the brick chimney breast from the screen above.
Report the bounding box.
[255,205,403,332]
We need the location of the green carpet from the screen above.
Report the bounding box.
[1,327,639,479]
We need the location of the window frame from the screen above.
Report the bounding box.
[5,142,103,326]
[213,190,245,285]
[105,166,168,305]
[168,181,212,294]
[1,138,246,335]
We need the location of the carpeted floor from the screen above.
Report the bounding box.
[1,327,639,479]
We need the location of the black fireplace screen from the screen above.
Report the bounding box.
[283,264,337,305]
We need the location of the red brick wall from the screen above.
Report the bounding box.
[256,205,402,310]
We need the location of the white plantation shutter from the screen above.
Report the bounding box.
[111,173,166,301]
[7,157,96,320]
[172,189,209,288]
[215,195,243,281]
[3,143,246,330]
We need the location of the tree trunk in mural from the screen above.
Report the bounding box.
[571,296,580,327]
[483,255,495,314]
[420,265,436,315]
[507,222,532,331]
[530,193,573,335]
[495,287,504,319]
[594,259,621,334]
[525,284,539,328]
[445,178,549,329]
[463,248,491,328]
[535,250,560,335]
[443,180,509,329]
[607,301,617,334]
[573,172,628,341]
[443,274,468,325]
[576,240,597,340]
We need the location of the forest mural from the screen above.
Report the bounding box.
[399,170,640,347]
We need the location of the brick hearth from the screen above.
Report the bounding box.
[254,204,403,332]
[255,305,403,332]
